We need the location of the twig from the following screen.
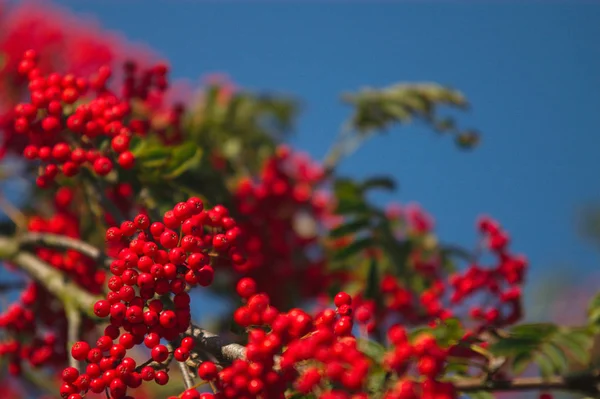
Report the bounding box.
[0,236,102,317]
[0,281,26,291]
[454,371,600,395]
[0,191,27,230]
[81,169,127,225]
[65,301,82,371]
[178,361,194,390]
[19,232,112,268]
[186,325,246,364]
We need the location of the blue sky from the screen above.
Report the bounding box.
[35,1,600,308]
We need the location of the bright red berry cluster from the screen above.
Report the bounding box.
[12,49,183,188]
[383,328,456,399]
[193,286,373,399]
[60,199,244,399]
[233,145,337,306]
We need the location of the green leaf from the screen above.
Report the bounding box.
[552,328,593,365]
[360,176,397,192]
[364,258,380,302]
[286,394,317,399]
[334,178,363,199]
[491,323,592,380]
[535,352,555,378]
[163,142,203,179]
[490,336,540,357]
[357,338,386,363]
[330,218,371,238]
[512,351,533,375]
[134,145,171,168]
[541,342,568,374]
[366,368,387,394]
[510,323,558,341]
[332,237,376,261]
[335,197,370,215]
[467,392,495,399]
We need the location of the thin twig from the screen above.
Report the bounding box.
[65,302,82,371]
[0,237,101,317]
[81,169,127,225]
[19,232,112,268]
[0,191,27,230]
[178,361,194,390]
[454,371,600,395]
[186,325,246,364]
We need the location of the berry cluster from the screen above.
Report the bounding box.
[193,285,373,399]
[233,146,337,306]
[450,216,526,327]
[339,207,526,337]
[0,187,105,375]
[383,328,456,399]
[60,199,244,399]
[12,50,183,188]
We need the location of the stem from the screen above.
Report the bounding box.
[65,302,82,371]
[454,371,600,395]
[187,325,246,364]
[0,191,27,230]
[81,169,127,225]
[0,236,102,317]
[322,124,358,174]
[19,232,111,268]
[178,361,194,390]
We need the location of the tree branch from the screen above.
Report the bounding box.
[19,232,111,268]
[454,371,600,395]
[6,233,600,397]
[187,325,246,364]
[0,236,102,318]
[178,361,194,390]
[65,301,82,371]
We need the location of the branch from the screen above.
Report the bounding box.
[187,325,246,364]
[454,371,600,395]
[0,236,102,317]
[19,232,111,268]
[178,361,194,390]
[81,168,127,226]
[65,302,82,371]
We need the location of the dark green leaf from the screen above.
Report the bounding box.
[334,178,363,199]
[330,218,371,238]
[467,392,495,399]
[535,352,555,378]
[164,143,203,179]
[512,351,533,375]
[553,329,593,365]
[133,145,171,168]
[541,342,568,374]
[333,237,376,261]
[286,394,317,399]
[364,258,380,302]
[490,337,541,357]
[510,323,558,341]
[366,368,387,394]
[335,197,370,215]
[360,176,397,192]
[357,338,386,363]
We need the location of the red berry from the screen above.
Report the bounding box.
[71,341,91,361]
[236,277,257,299]
[198,361,218,380]
[93,157,113,176]
[334,292,352,307]
[151,344,169,362]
